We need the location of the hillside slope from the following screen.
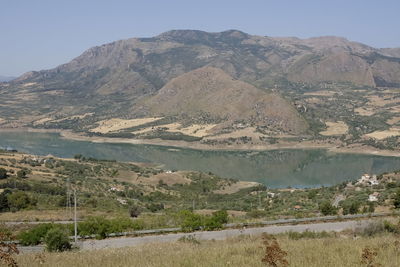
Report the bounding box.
[141,67,307,134]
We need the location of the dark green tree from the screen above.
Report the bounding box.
[0,168,7,179]
[7,191,33,210]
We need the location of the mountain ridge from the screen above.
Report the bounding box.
[0,29,399,149]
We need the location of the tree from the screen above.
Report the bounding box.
[44,228,71,252]
[16,170,27,179]
[179,210,203,232]
[7,191,33,210]
[393,188,400,209]
[203,211,228,231]
[0,191,10,212]
[212,210,228,224]
[319,201,337,216]
[342,201,360,215]
[0,168,7,179]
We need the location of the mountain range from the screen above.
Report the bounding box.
[0,29,399,146]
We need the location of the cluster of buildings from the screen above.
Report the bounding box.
[356,174,379,186]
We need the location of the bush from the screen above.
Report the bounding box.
[44,228,71,252]
[18,224,56,246]
[342,201,360,215]
[319,201,337,216]
[78,216,111,239]
[355,221,385,237]
[178,210,203,232]
[383,220,400,234]
[78,216,141,239]
[178,210,228,232]
[129,205,141,218]
[212,210,228,224]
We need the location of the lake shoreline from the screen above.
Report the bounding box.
[0,127,399,157]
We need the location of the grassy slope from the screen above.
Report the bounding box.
[16,234,400,267]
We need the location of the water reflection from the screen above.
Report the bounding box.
[1,131,399,188]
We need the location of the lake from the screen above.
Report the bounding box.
[0,131,399,188]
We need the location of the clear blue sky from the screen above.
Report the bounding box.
[1,0,399,76]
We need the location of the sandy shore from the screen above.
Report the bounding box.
[1,127,399,157]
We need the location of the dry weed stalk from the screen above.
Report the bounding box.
[361,247,381,267]
[261,233,288,267]
[0,232,19,267]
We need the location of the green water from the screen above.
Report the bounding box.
[1,131,399,188]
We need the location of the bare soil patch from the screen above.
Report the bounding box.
[90,117,163,134]
[214,181,259,194]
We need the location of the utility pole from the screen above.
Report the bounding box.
[66,178,71,219]
[74,189,77,244]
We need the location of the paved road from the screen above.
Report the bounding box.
[77,219,370,251]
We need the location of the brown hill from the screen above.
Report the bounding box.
[141,67,308,134]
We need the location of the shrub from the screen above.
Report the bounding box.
[44,228,71,252]
[78,216,141,239]
[383,220,400,234]
[18,224,55,246]
[204,210,229,231]
[319,201,337,216]
[178,210,203,232]
[129,205,141,218]
[78,216,111,239]
[342,201,360,215]
[212,210,228,224]
[355,221,385,237]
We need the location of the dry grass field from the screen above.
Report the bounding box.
[90,117,163,134]
[320,121,349,136]
[15,234,400,267]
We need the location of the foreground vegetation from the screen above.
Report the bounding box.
[14,231,400,267]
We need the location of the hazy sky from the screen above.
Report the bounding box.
[1,0,399,76]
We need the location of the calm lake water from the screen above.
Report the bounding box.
[1,131,399,188]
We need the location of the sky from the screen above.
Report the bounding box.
[1,0,399,77]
